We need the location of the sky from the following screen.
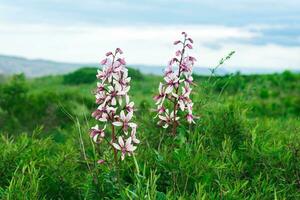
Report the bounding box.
[0,0,300,71]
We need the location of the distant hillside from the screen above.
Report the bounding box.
[0,55,84,77]
[0,54,229,77]
[0,54,298,77]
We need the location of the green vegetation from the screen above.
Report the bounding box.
[0,68,299,199]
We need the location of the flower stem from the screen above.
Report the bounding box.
[111,123,118,167]
[172,37,187,136]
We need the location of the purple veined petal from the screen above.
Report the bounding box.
[127,145,137,152]
[129,102,134,107]
[179,101,185,111]
[100,58,108,65]
[116,48,123,54]
[176,50,181,57]
[158,115,167,121]
[118,58,126,65]
[113,61,121,68]
[186,44,193,49]
[128,122,137,128]
[173,40,181,45]
[112,143,121,150]
[106,51,113,56]
[99,117,108,122]
[127,112,133,121]
[92,134,99,143]
[108,85,114,91]
[172,92,179,98]
[158,82,164,93]
[133,138,140,144]
[118,97,123,106]
[125,95,130,104]
[124,86,130,93]
[118,136,124,147]
[164,76,171,83]
[187,38,194,43]
[112,121,123,127]
[111,97,116,105]
[91,124,99,130]
[115,82,122,91]
[125,137,132,148]
[112,73,120,80]
[155,99,161,105]
[120,110,126,120]
[165,85,173,94]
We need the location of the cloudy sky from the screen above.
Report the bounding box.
[0,0,299,71]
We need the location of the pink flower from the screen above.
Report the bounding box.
[173,86,192,111]
[186,44,193,49]
[90,125,105,143]
[130,127,140,144]
[153,83,166,105]
[92,104,116,122]
[173,40,181,45]
[91,48,139,162]
[164,73,180,94]
[187,38,194,43]
[106,85,124,106]
[117,58,126,65]
[188,56,197,63]
[95,92,107,105]
[96,67,112,82]
[97,159,105,164]
[96,82,106,93]
[185,75,193,85]
[164,65,174,77]
[125,95,134,113]
[186,113,195,124]
[112,136,137,160]
[116,48,123,54]
[113,111,137,132]
[106,51,113,56]
[158,109,179,129]
[100,58,108,65]
[176,50,181,57]
[154,32,197,133]
[156,104,166,115]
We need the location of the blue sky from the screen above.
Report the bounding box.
[0,0,300,70]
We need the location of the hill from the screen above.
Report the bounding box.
[0,55,83,77]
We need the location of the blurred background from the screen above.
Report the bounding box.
[0,0,299,76]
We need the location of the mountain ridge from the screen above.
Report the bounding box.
[0,54,298,77]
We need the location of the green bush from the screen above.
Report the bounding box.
[63,67,97,85]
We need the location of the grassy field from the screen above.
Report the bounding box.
[0,68,299,199]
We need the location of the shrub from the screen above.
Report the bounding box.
[63,67,97,85]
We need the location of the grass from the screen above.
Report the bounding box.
[0,68,299,199]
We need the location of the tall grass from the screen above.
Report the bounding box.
[0,69,299,199]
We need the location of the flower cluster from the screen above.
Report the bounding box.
[90,48,139,162]
[154,32,197,134]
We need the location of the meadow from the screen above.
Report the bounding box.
[0,67,299,199]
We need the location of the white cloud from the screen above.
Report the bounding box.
[0,23,299,70]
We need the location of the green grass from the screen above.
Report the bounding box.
[0,68,299,199]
